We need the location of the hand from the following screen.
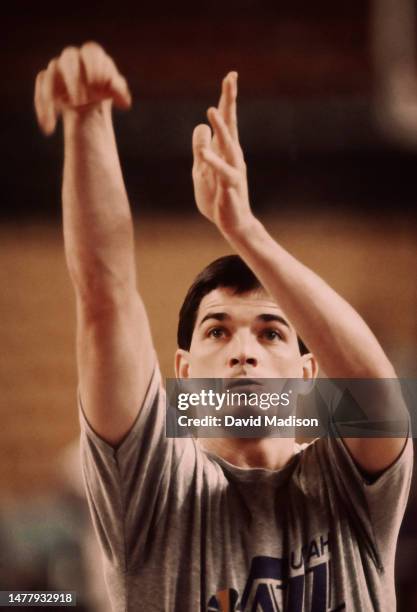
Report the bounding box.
[192,72,255,237]
[34,42,132,135]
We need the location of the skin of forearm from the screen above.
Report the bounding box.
[223,217,396,379]
[62,100,136,312]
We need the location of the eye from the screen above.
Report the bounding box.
[260,329,283,342]
[207,326,228,339]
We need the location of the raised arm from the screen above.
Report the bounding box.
[191,72,408,474]
[35,42,155,446]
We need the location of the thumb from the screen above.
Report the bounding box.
[192,124,211,162]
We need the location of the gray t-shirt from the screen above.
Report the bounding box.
[79,364,413,611]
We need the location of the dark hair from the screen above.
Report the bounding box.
[177,254,309,355]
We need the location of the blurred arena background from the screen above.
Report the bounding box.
[1,1,416,609]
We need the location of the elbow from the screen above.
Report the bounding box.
[71,265,136,321]
[358,355,397,379]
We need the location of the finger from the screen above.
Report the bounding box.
[56,47,83,105]
[34,70,48,133]
[218,71,239,142]
[200,147,238,186]
[192,124,212,164]
[106,67,132,108]
[80,41,107,84]
[217,73,229,115]
[81,43,132,108]
[34,67,57,135]
[207,107,241,166]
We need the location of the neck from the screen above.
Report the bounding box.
[198,436,295,470]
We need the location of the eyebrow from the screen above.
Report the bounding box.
[199,312,291,329]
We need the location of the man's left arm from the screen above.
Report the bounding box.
[191,72,409,475]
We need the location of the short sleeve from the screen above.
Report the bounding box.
[354,436,413,565]
[317,432,413,569]
[79,361,199,571]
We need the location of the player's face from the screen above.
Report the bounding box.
[176,287,315,379]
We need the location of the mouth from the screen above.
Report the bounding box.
[224,378,263,392]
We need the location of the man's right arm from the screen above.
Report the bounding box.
[35,42,155,446]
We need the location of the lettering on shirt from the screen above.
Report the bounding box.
[207,532,345,612]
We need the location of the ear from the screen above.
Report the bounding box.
[301,353,319,380]
[175,348,191,378]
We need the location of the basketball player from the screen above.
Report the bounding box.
[35,42,412,611]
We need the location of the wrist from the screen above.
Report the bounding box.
[220,213,263,244]
[63,100,112,136]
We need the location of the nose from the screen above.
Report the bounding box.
[229,355,258,368]
[227,332,258,369]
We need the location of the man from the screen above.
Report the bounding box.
[35,42,412,611]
